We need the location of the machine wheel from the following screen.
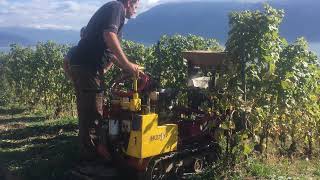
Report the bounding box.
[193,158,204,173]
[173,165,185,180]
[145,158,166,180]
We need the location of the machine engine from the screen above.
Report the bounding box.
[99,51,227,180]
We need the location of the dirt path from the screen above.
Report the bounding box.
[0,167,22,180]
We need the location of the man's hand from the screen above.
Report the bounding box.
[109,55,143,76]
[128,63,144,77]
[104,31,145,76]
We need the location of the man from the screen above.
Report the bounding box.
[63,26,86,81]
[70,0,142,161]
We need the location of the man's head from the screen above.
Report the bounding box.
[118,0,139,19]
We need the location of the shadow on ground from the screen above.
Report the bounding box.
[0,135,79,180]
[0,116,47,125]
[0,123,78,140]
[0,107,27,116]
[0,107,80,180]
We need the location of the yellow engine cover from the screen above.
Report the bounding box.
[126,114,178,158]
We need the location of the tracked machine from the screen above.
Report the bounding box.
[98,51,227,180]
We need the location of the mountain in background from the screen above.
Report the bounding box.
[0,31,31,47]
[124,0,320,44]
[0,27,79,47]
[0,0,319,48]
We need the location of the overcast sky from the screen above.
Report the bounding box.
[0,0,275,30]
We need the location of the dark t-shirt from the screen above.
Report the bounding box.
[70,1,125,71]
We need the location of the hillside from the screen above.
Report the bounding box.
[124,0,320,44]
[0,0,319,47]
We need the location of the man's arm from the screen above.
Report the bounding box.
[103,31,140,74]
[63,56,72,80]
[103,61,114,74]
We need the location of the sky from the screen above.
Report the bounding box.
[0,0,272,30]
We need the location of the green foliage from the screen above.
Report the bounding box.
[121,39,155,67]
[0,52,10,105]
[153,35,222,88]
[275,38,320,154]
[224,3,320,159]
[0,3,319,162]
[218,4,286,158]
[0,36,221,113]
[314,166,320,177]
[226,4,284,115]
[4,45,35,104]
[246,158,276,178]
[1,42,73,114]
[188,161,242,180]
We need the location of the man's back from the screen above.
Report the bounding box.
[71,1,125,70]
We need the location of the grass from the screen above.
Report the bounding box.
[190,157,320,180]
[1,105,320,180]
[0,106,79,180]
[246,159,277,178]
[314,165,320,177]
[231,156,320,179]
